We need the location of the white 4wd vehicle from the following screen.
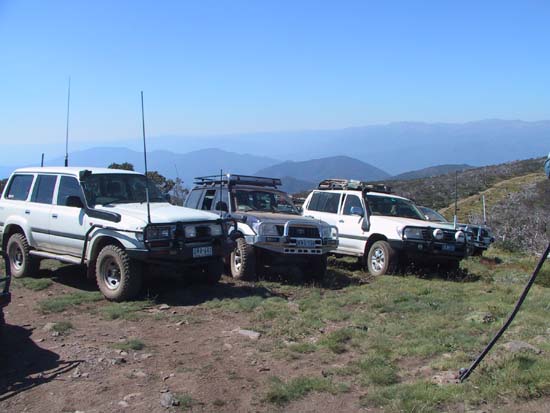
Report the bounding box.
[302,179,468,275]
[0,167,233,301]
[185,175,338,281]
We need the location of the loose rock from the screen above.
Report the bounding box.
[234,329,261,340]
[160,392,179,408]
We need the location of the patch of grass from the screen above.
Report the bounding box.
[38,291,103,313]
[176,394,195,410]
[265,376,343,406]
[101,300,153,321]
[358,354,399,386]
[204,295,266,312]
[287,342,317,354]
[112,339,145,351]
[319,328,354,354]
[52,321,73,335]
[17,277,53,291]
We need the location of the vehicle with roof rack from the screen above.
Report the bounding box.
[0,166,235,301]
[185,174,339,281]
[302,179,468,275]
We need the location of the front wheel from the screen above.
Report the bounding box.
[95,245,142,301]
[366,240,397,276]
[7,233,39,278]
[230,238,256,280]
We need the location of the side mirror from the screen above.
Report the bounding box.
[66,196,84,209]
[361,215,370,232]
[296,205,303,213]
[350,206,364,216]
[215,201,228,212]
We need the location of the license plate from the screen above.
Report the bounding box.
[442,244,455,252]
[296,239,316,247]
[193,246,213,258]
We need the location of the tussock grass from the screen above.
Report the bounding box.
[112,339,145,351]
[38,291,103,313]
[52,321,73,334]
[17,277,53,291]
[101,300,153,320]
[265,376,345,405]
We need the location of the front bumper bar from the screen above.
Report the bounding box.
[390,239,467,259]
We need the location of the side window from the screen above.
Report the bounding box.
[31,175,58,204]
[201,189,217,210]
[185,189,203,209]
[5,174,34,201]
[342,194,363,215]
[307,192,341,214]
[213,188,228,210]
[57,176,83,206]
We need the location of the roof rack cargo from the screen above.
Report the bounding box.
[317,178,392,194]
[194,174,281,188]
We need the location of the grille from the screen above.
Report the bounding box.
[274,225,320,238]
[195,225,211,238]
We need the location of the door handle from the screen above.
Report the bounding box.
[339,219,344,223]
[52,214,58,219]
[25,210,30,215]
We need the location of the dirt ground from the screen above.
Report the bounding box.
[0,262,363,413]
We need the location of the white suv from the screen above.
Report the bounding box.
[0,167,234,301]
[302,179,468,275]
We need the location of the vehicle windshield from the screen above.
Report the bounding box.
[233,189,299,214]
[82,173,167,206]
[419,206,449,223]
[366,194,425,220]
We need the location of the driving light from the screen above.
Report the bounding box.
[260,224,279,236]
[455,230,466,243]
[433,228,444,241]
[209,224,223,237]
[184,225,197,238]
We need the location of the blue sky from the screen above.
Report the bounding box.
[1,0,549,148]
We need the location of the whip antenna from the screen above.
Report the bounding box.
[141,91,152,224]
[64,77,71,167]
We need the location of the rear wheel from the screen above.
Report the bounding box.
[95,245,142,301]
[7,233,39,278]
[366,240,396,276]
[230,238,256,280]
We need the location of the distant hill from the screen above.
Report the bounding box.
[45,147,279,187]
[278,176,316,194]
[391,164,474,181]
[256,156,390,188]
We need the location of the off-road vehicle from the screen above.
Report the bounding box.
[302,179,468,275]
[418,205,494,256]
[0,167,234,301]
[185,174,339,280]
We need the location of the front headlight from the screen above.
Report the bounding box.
[260,223,279,236]
[322,225,338,239]
[403,227,424,240]
[146,225,176,240]
[209,223,223,237]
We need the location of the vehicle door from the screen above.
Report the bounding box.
[1,173,35,243]
[48,175,87,257]
[28,174,58,250]
[338,193,368,254]
[303,191,342,249]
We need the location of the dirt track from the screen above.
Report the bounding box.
[0,262,361,413]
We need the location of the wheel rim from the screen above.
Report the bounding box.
[371,247,385,272]
[100,256,121,290]
[9,242,24,270]
[233,248,242,272]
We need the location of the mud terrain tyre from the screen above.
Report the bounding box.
[7,233,39,278]
[367,240,396,276]
[0,309,5,336]
[230,238,256,280]
[96,245,142,301]
[304,254,328,282]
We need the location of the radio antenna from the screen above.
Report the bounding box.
[453,171,458,229]
[41,153,44,167]
[64,76,71,167]
[141,91,152,224]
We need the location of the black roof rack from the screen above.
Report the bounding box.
[317,178,392,194]
[194,174,281,188]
